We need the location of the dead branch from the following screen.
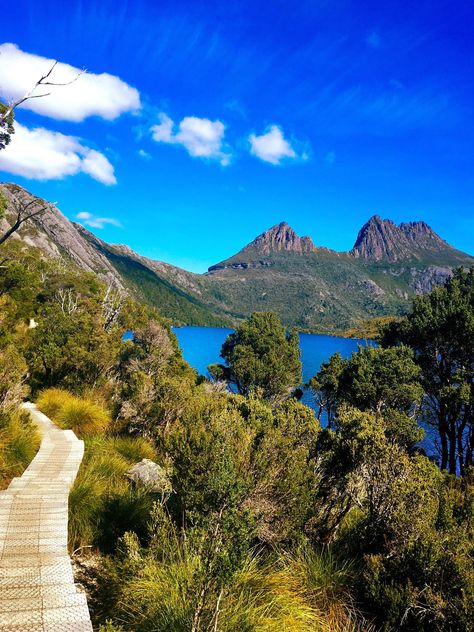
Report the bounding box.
[0,61,86,123]
[0,196,48,247]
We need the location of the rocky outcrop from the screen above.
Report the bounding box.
[351,215,451,262]
[208,222,316,272]
[409,266,453,294]
[0,183,124,287]
[248,222,316,255]
[126,459,172,494]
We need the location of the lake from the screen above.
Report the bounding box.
[172,326,374,410]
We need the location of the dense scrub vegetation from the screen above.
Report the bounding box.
[0,237,473,631]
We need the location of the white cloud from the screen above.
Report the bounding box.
[249,125,298,165]
[151,113,174,143]
[0,123,116,184]
[76,211,122,229]
[138,148,151,160]
[0,42,141,122]
[151,113,230,165]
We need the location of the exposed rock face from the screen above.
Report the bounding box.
[351,215,450,262]
[249,222,316,255]
[409,266,453,294]
[0,183,124,287]
[208,222,316,272]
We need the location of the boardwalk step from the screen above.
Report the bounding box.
[0,403,93,631]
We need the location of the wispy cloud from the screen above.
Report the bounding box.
[76,211,122,229]
[0,123,116,184]
[138,148,151,160]
[151,113,231,165]
[224,99,247,118]
[249,125,306,165]
[366,30,381,49]
[0,42,141,122]
[325,151,336,164]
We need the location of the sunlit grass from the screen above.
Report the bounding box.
[37,388,111,436]
[0,412,40,489]
[68,434,157,552]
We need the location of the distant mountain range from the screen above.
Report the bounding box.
[1,182,473,332]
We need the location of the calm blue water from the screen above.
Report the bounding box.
[173,326,374,410]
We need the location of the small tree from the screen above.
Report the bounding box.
[308,351,344,426]
[209,312,302,404]
[0,190,47,247]
[309,345,424,444]
[382,267,474,475]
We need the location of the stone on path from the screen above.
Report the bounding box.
[0,403,93,631]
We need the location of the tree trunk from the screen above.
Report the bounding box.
[448,424,457,475]
[439,418,448,471]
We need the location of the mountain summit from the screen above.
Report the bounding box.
[209,222,316,271]
[249,222,316,255]
[351,215,450,262]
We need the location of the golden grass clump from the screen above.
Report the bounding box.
[36,387,74,419]
[58,399,110,435]
[37,388,111,436]
[0,412,40,489]
[68,435,157,552]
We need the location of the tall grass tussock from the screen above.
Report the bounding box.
[0,411,40,489]
[37,388,111,436]
[68,435,157,552]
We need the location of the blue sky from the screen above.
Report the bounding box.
[0,0,473,272]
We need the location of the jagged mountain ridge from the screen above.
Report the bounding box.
[1,182,473,332]
[351,215,459,262]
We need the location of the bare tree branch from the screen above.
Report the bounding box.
[0,195,48,247]
[0,61,86,123]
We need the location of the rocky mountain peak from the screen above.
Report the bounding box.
[248,222,316,255]
[351,215,450,262]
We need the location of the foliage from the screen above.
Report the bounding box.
[209,311,302,404]
[341,315,401,340]
[68,434,157,552]
[0,334,39,488]
[382,267,474,474]
[94,510,371,632]
[0,102,14,151]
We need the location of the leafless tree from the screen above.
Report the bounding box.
[0,61,86,150]
[0,61,85,126]
[0,196,48,247]
[55,288,80,315]
[101,285,127,331]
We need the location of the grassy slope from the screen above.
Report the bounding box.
[104,251,233,328]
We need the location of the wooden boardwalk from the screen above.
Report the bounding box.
[0,403,93,631]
